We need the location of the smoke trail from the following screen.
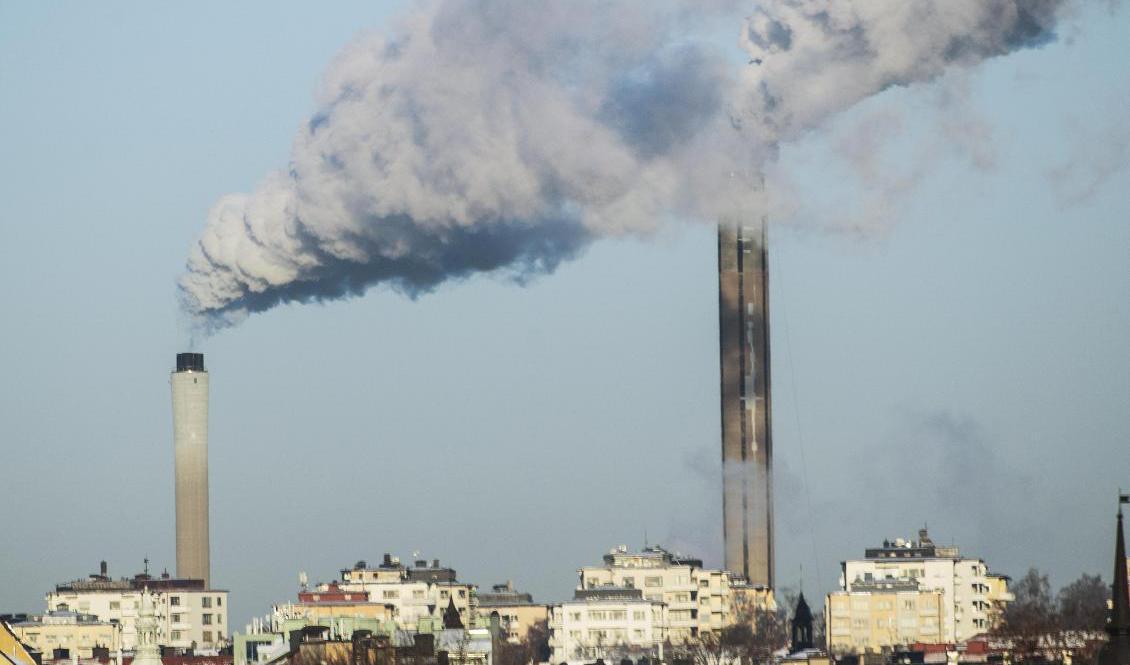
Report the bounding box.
[180,0,1083,331]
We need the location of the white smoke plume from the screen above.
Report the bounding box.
[180,0,1085,331]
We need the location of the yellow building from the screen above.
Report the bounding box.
[9,612,120,659]
[475,582,548,642]
[825,585,945,654]
[1,620,38,665]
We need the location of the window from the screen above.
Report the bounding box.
[203,631,213,643]
[109,602,120,611]
[644,577,662,588]
[171,631,182,641]
[203,614,213,625]
[632,611,645,621]
[458,589,466,598]
[216,597,222,607]
[382,590,399,599]
[170,597,181,607]
[622,577,635,588]
[413,590,425,599]
[202,597,213,608]
[570,612,582,622]
[171,614,182,623]
[633,629,644,639]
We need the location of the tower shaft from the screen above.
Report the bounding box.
[171,352,210,587]
[718,218,773,588]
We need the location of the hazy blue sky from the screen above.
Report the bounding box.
[1,1,1128,630]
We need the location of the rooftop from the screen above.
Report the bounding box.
[599,545,703,569]
[863,528,961,560]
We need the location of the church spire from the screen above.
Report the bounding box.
[1096,493,1130,665]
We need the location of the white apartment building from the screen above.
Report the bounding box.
[46,566,229,651]
[837,529,1012,647]
[328,555,475,628]
[548,587,667,665]
[578,545,772,642]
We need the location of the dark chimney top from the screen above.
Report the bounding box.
[100,561,107,577]
[176,353,205,372]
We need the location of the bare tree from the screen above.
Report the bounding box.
[998,568,1058,662]
[1056,573,1110,663]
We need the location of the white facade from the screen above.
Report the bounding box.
[579,546,769,641]
[548,595,667,665]
[840,531,1012,643]
[330,559,475,628]
[46,585,229,651]
[171,357,210,588]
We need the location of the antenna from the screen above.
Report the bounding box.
[144,557,149,576]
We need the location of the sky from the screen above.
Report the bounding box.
[1,1,1128,631]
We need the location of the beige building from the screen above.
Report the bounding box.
[9,611,120,659]
[829,529,1012,654]
[548,587,667,665]
[826,584,946,653]
[474,582,548,643]
[46,565,229,651]
[578,545,773,642]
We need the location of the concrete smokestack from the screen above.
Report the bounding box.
[171,352,209,587]
[718,213,773,588]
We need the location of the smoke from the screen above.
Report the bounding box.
[180,0,1083,332]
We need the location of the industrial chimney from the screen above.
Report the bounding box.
[718,209,774,589]
[171,352,210,587]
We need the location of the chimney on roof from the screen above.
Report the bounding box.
[383,554,392,566]
[433,559,440,568]
[100,561,108,577]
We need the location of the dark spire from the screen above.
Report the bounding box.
[791,592,814,653]
[443,596,463,630]
[1097,500,1130,665]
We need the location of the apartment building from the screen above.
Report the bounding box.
[548,587,667,665]
[828,528,1012,653]
[45,564,229,651]
[826,581,946,653]
[326,555,475,629]
[474,581,548,643]
[578,545,772,642]
[8,611,120,658]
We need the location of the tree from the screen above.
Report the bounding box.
[1057,574,1109,633]
[1056,573,1110,663]
[998,568,1057,662]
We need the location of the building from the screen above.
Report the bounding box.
[8,611,120,659]
[717,211,774,590]
[577,545,773,642]
[319,556,476,630]
[548,587,667,665]
[473,582,547,643]
[261,625,492,665]
[828,528,1012,653]
[1,619,38,665]
[172,352,210,588]
[826,582,946,653]
[46,564,229,651]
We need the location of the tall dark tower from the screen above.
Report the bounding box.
[1098,494,1130,665]
[718,214,773,588]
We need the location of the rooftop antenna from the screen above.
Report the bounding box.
[644,529,649,550]
[143,557,149,576]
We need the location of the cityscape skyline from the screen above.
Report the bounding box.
[1,0,1128,640]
